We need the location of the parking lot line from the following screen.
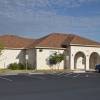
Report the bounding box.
[73,74,80,77]
[63,72,73,77]
[24,74,46,80]
[57,72,66,75]
[0,76,13,82]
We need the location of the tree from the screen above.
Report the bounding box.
[48,52,64,70]
[0,42,4,55]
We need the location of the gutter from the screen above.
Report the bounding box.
[70,44,100,48]
[35,46,66,50]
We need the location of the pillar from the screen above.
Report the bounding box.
[86,55,89,70]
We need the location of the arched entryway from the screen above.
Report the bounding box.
[89,52,100,70]
[74,52,86,70]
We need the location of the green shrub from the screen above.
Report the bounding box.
[27,66,34,70]
[8,63,19,70]
[49,52,64,65]
[18,63,26,70]
[48,52,64,70]
[8,63,33,70]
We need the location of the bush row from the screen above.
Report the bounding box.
[8,63,34,70]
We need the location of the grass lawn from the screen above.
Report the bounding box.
[0,68,72,75]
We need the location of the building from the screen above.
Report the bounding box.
[0,33,100,71]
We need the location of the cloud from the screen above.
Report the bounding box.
[0,0,100,40]
[0,0,99,20]
[0,0,99,14]
[0,0,100,25]
[0,12,100,34]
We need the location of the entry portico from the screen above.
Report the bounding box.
[70,45,100,71]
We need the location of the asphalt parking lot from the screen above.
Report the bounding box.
[0,72,100,100]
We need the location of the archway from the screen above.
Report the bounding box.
[89,52,100,70]
[74,52,86,70]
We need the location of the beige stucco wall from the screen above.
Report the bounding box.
[36,48,64,70]
[0,49,26,69]
[0,45,100,71]
[70,45,100,70]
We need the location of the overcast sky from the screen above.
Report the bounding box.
[0,0,100,41]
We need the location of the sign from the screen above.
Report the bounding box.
[25,55,28,60]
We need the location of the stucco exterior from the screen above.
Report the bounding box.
[0,49,25,68]
[0,45,100,71]
[70,45,100,71]
[36,48,64,70]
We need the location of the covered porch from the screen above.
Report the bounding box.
[69,46,100,71]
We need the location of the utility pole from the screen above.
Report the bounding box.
[25,54,28,71]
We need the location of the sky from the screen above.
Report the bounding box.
[0,0,100,41]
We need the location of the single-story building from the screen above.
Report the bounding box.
[0,33,100,71]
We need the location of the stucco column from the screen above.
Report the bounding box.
[86,55,89,70]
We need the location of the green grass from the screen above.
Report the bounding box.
[0,68,72,75]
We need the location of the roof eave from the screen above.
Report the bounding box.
[35,46,66,50]
[70,43,100,47]
[4,47,26,50]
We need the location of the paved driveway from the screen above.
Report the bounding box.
[0,72,100,100]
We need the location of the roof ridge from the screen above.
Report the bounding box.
[27,34,52,48]
[0,34,35,40]
[49,32,74,36]
[61,34,76,46]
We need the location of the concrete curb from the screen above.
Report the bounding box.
[0,72,46,76]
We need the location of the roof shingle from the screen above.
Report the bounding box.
[0,35,35,49]
[29,33,100,48]
[0,33,100,49]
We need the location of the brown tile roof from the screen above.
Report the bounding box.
[0,33,100,49]
[29,33,100,48]
[29,33,68,48]
[70,35,100,46]
[0,35,35,49]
